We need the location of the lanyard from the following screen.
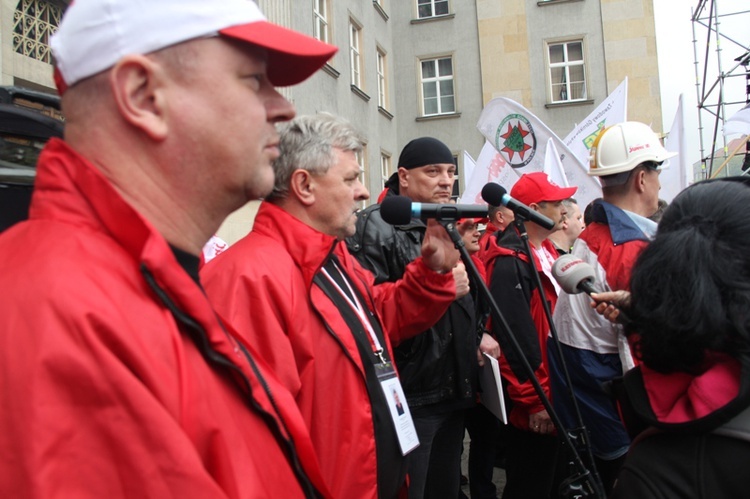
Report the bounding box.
[320,262,387,364]
[533,245,561,295]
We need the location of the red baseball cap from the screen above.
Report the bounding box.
[458,217,489,225]
[510,172,577,206]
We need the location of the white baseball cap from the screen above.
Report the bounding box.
[51,0,338,94]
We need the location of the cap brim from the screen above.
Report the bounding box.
[546,186,578,202]
[220,22,337,86]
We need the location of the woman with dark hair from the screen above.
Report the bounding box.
[593,177,750,498]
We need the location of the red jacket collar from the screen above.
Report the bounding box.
[642,353,741,424]
[252,202,338,288]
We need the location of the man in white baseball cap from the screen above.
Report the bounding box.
[0,1,336,497]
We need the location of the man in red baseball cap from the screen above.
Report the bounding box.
[482,172,576,499]
[0,1,337,497]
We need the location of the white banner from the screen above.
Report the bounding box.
[563,78,628,168]
[724,103,750,137]
[662,94,691,203]
[458,140,520,205]
[463,150,476,186]
[543,138,570,188]
[476,97,602,209]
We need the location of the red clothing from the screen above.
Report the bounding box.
[201,202,456,499]
[0,139,330,498]
[483,230,559,430]
[478,221,502,263]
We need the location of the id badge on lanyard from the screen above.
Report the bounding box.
[375,362,419,455]
[321,263,419,455]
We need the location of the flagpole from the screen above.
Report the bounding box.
[709,135,750,179]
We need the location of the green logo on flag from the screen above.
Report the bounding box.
[495,113,536,168]
[583,121,606,151]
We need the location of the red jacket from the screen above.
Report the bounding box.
[0,139,330,498]
[482,228,559,430]
[201,202,456,499]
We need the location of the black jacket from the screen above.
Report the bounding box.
[346,200,478,409]
[610,359,750,498]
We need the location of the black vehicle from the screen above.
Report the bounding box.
[0,86,64,232]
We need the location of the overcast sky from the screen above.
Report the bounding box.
[654,0,748,166]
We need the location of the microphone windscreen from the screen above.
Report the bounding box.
[551,254,596,295]
[481,182,507,206]
[380,195,413,225]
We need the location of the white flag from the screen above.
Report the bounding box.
[563,78,628,168]
[662,94,691,203]
[476,97,602,209]
[543,138,570,188]
[724,103,750,137]
[458,140,520,205]
[463,150,476,187]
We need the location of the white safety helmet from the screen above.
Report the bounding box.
[588,121,676,177]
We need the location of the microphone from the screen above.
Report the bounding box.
[380,195,488,225]
[552,254,631,323]
[481,183,556,230]
[551,254,597,295]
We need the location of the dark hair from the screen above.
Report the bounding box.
[626,178,750,373]
[583,197,602,226]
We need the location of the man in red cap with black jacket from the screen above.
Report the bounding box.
[482,172,576,499]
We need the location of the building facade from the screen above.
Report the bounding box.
[0,0,665,244]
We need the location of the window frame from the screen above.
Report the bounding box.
[419,55,456,117]
[312,0,330,44]
[546,38,588,104]
[416,0,450,19]
[356,146,368,209]
[349,19,363,89]
[376,48,388,110]
[379,152,391,192]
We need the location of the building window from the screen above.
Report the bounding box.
[417,0,449,19]
[349,20,363,88]
[376,49,388,109]
[548,40,587,103]
[451,155,459,200]
[380,153,391,191]
[356,147,368,209]
[12,0,63,64]
[313,0,330,44]
[420,57,455,116]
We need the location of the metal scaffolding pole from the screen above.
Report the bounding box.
[691,0,750,179]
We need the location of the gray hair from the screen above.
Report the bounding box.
[562,198,578,209]
[267,113,364,201]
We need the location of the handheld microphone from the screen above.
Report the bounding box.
[551,254,598,295]
[380,195,489,225]
[552,254,630,323]
[481,183,556,231]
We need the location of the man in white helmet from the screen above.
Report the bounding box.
[548,122,676,494]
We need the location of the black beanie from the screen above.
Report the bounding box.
[397,137,453,170]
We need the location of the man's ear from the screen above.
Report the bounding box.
[633,168,647,194]
[109,54,169,141]
[398,167,409,190]
[289,169,316,206]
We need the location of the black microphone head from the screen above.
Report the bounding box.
[481,182,507,206]
[380,195,413,225]
[552,254,596,295]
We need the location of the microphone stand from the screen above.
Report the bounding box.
[439,219,605,499]
[512,217,605,497]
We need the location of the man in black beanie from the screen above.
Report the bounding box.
[347,137,480,498]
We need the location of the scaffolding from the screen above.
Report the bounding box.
[692,0,750,179]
